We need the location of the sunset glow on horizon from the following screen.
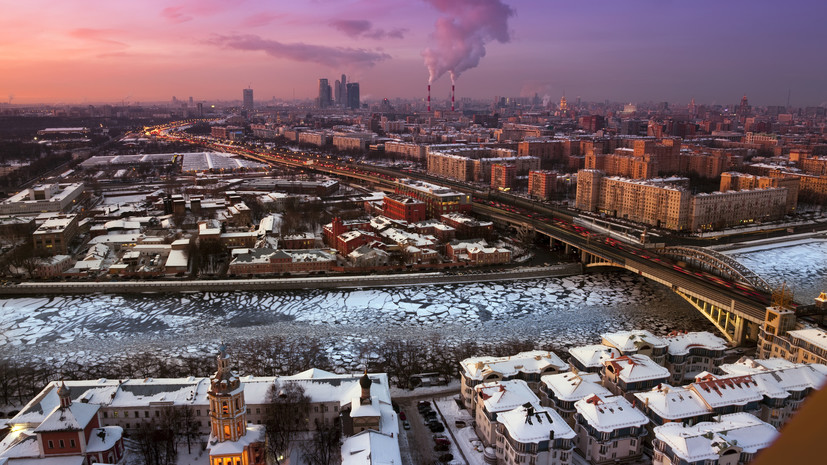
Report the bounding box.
[2,0,825,106]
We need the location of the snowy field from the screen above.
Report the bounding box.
[1,272,715,370]
[727,240,827,302]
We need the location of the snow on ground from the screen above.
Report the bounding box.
[0,271,720,371]
[435,397,484,465]
[727,240,827,302]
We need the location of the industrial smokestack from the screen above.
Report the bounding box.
[451,84,455,111]
[428,84,431,112]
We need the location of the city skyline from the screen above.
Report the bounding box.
[1,0,826,106]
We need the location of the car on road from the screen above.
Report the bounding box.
[402,420,410,430]
[399,411,406,421]
[439,453,454,462]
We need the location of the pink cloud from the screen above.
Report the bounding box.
[69,28,128,48]
[330,19,407,40]
[161,6,192,23]
[210,34,391,68]
[240,12,286,28]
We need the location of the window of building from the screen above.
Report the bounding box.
[145,411,149,418]
[70,439,75,448]
[48,440,54,449]
[59,440,65,448]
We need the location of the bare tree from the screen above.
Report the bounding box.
[301,419,341,465]
[264,381,310,464]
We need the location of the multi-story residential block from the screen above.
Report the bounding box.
[491,163,516,190]
[576,171,692,230]
[496,404,576,465]
[573,394,649,465]
[601,330,669,365]
[474,380,540,447]
[528,170,558,199]
[662,331,728,384]
[384,141,427,161]
[540,372,613,425]
[634,384,714,428]
[757,305,827,365]
[652,413,777,465]
[602,355,671,400]
[717,357,827,428]
[576,171,790,231]
[567,344,621,374]
[459,351,568,410]
[720,172,800,214]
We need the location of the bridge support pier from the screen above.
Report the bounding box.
[674,290,755,346]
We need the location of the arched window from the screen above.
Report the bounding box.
[224,424,231,440]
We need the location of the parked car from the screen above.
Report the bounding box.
[434,443,449,452]
[439,453,454,462]
[399,411,406,421]
[434,438,451,446]
[402,420,410,430]
[429,422,445,433]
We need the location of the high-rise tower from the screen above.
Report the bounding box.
[346,82,360,110]
[318,79,332,108]
[242,88,254,111]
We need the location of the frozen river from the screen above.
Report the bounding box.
[0,241,824,370]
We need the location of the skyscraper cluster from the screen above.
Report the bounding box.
[320,73,359,109]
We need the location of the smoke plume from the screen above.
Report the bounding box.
[422,0,515,84]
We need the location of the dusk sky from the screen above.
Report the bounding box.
[2,0,825,106]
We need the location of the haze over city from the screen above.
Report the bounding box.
[2,0,827,106]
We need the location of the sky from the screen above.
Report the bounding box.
[1,0,825,106]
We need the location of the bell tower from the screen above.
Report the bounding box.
[208,345,247,443]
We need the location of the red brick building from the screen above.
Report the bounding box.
[528,170,557,199]
[440,213,493,240]
[491,164,516,190]
[1,382,125,464]
[383,194,426,223]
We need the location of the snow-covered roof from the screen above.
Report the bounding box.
[34,402,99,433]
[602,330,668,353]
[689,374,763,408]
[718,358,827,398]
[575,394,648,433]
[498,404,575,443]
[662,331,728,356]
[476,380,539,414]
[350,396,381,418]
[633,385,709,421]
[604,355,670,383]
[0,429,41,460]
[541,372,612,403]
[341,430,403,465]
[568,344,621,369]
[461,350,568,381]
[85,426,123,453]
[787,328,827,352]
[653,413,777,462]
[208,424,265,456]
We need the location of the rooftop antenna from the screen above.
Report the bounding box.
[786,88,791,108]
